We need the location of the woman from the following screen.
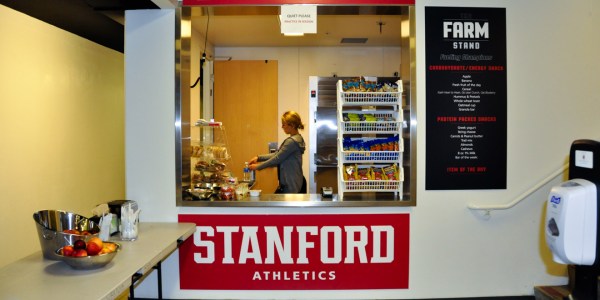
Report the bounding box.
[248,111,306,194]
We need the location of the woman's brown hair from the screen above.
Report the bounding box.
[282,111,305,130]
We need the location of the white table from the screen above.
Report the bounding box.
[0,222,195,300]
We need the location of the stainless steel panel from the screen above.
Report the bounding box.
[314,107,338,165]
[180,193,413,207]
[316,77,340,107]
[175,8,191,206]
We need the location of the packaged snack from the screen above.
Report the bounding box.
[344,165,356,181]
[380,82,399,92]
[383,164,398,181]
[192,172,204,183]
[360,80,377,92]
[219,184,235,200]
[370,141,382,151]
[195,160,210,170]
[357,166,371,180]
[342,78,362,92]
[364,114,377,122]
[372,167,384,180]
[210,160,226,171]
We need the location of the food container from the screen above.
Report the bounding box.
[33,210,99,260]
[54,242,120,269]
[219,184,235,200]
[107,200,138,234]
[235,182,249,199]
[249,190,262,197]
[119,203,140,241]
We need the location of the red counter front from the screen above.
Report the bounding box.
[178,213,409,290]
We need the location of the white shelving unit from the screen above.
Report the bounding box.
[336,79,404,200]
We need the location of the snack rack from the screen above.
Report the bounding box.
[336,79,404,200]
[190,121,232,186]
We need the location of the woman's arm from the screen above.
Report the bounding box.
[255,138,298,170]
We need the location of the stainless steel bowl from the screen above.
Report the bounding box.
[190,188,213,199]
[55,242,120,269]
[195,182,214,189]
[33,210,99,260]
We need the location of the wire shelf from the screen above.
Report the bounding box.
[342,121,401,133]
[341,180,401,191]
[342,151,401,162]
[339,92,401,105]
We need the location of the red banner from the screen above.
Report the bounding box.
[178,213,409,290]
[182,0,415,5]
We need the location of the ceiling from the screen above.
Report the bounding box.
[190,6,406,48]
[0,1,406,52]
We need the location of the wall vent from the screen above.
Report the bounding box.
[340,38,368,44]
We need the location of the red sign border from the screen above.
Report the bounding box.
[178,213,410,290]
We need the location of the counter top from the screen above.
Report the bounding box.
[0,222,195,300]
[180,193,415,207]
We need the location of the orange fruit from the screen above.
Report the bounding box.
[87,237,103,249]
[103,242,117,253]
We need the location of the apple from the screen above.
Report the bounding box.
[73,249,88,257]
[73,239,86,250]
[86,242,102,256]
[61,245,74,256]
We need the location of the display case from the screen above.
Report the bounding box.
[190,125,230,183]
[184,121,236,200]
[337,79,404,200]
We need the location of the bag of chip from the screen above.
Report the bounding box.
[383,164,398,181]
[344,165,356,181]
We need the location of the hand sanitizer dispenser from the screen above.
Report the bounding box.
[546,178,597,265]
[543,139,600,300]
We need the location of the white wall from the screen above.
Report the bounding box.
[0,5,125,268]
[416,0,599,297]
[125,9,178,223]
[412,2,598,298]
[127,0,600,298]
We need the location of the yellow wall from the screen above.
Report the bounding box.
[0,5,125,268]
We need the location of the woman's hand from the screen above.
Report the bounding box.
[249,156,258,164]
[249,163,258,171]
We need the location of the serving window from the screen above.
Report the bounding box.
[175,5,416,207]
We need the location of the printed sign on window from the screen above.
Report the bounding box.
[178,213,409,290]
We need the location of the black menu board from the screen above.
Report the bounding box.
[425,7,507,190]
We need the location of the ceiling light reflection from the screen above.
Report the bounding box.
[316,120,338,130]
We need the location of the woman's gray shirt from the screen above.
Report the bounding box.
[256,134,305,193]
